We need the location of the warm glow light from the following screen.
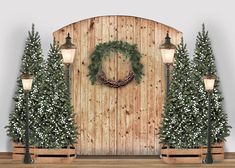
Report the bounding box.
[61,48,76,64]
[60,33,76,65]
[204,76,216,91]
[160,49,175,64]
[159,32,176,65]
[21,75,33,91]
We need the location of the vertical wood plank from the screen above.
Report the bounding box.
[108,16,118,155]
[132,17,141,155]
[94,17,103,155]
[72,23,81,155]
[117,16,126,155]
[101,16,110,155]
[87,18,96,155]
[125,16,134,155]
[147,21,156,155]
[154,22,162,154]
[80,20,88,155]
[140,18,148,155]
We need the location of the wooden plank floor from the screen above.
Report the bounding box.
[0,159,235,168]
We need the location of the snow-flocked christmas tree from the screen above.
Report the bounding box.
[36,40,78,148]
[192,24,231,145]
[159,38,200,148]
[6,24,45,145]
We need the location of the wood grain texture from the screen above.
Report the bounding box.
[117,16,126,155]
[133,17,141,155]
[140,18,148,155]
[80,20,88,155]
[1,158,235,168]
[0,153,12,159]
[2,152,235,159]
[101,16,110,155]
[11,143,75,163]
[53,15,182,155]
[161,143,224,163]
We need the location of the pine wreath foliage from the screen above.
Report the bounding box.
[88,40,144,84]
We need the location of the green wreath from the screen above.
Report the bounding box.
[88,41,144,87]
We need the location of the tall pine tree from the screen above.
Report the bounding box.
[192,24,231,145]
[6,24,45,145]
[37,40,77,148]
[159,38,200,148]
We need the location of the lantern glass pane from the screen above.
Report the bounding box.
[22,78,33,91]
[61,48,76,64]
[204,78,215,91]
[160,49,175,64]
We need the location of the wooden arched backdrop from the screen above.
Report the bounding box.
[53,16,182,155]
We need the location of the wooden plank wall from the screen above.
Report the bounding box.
[53,16,182,155]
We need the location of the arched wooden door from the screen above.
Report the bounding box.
[53,16,182,155]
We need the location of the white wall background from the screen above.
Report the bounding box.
[0,0,234,152]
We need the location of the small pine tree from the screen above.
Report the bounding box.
[159,38,199,148]
[6,24,45,145]
[37,40,78,148]
[192,24,231,145]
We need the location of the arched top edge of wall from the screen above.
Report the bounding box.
[53,15,182,35]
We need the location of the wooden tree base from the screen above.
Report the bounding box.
[12,143,75,163]
[161,143,224,163]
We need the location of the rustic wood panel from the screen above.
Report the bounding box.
[154,22,163,154]
[140,18,148,155]
[12,143,75,163]
[107,16,118,155]
[133,17,141,155]
[94,17,103,155]
[125,17,134,155]
[2,158,235,168]
[101,16,110,155]
[3,152,235,160]
[147,20,156,155]
[161,143,224,163]
[117,16,126,155]
[109,17,118,154]
[72,23,81,155]
[53,15,182,155]
[87,18,96,155]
